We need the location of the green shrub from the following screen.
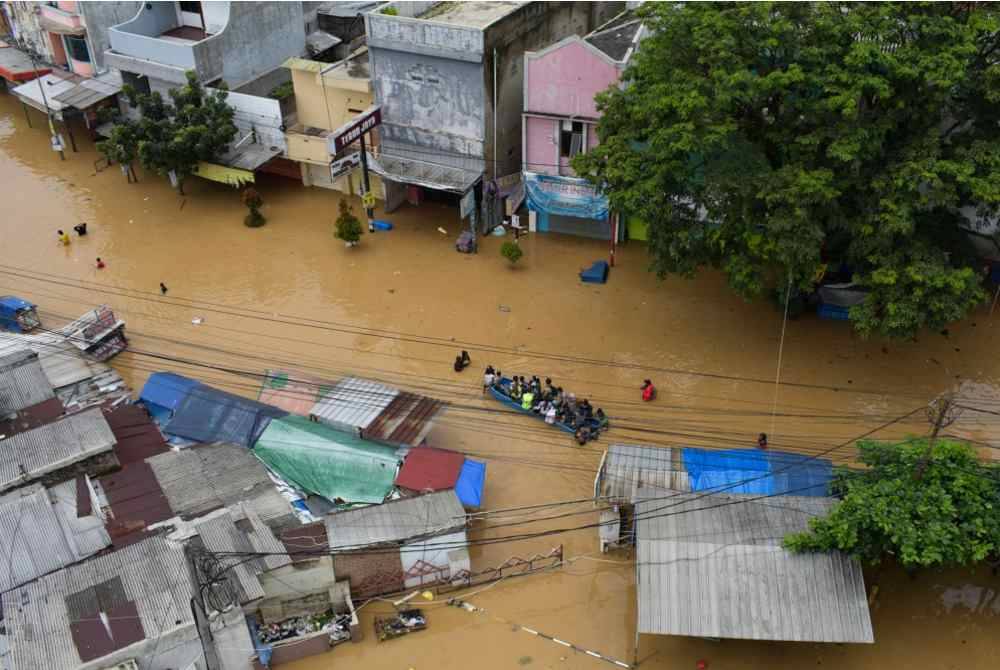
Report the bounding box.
[501,241,523,265]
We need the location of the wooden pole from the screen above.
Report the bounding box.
[22,102,32,128]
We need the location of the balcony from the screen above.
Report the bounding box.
[104,3,226,85]
[38,4,84,36]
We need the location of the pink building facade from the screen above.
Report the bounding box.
[522,17,643,240]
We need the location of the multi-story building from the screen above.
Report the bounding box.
[104,1,307,96]
[521,11,644,240]
[1,1,141,76]
[364,1,623,227]
[283,47,385,198]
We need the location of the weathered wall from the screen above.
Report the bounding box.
[257,558,338,623]
[291,67,372,131]
[215,1,306,89]
[222,89,287,153]
[81,1,142,72]
[524,38,620,118]
[484,1,625,180]
[333,549,404,598]
[523,115,557,175]
[366,8,486,172]
[4,1,53,62]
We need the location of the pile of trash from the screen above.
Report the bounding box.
[258,611,353,644]
[375,609,427,641]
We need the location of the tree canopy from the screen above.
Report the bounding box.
[98,71,237,194]
[575,3,1000,338]
[784,438,1000,569]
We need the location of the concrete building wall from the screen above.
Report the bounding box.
[524,38,620,118]
[202,1,229,34]
[4,1,53,62]
[80,1,142,72]
[217,1,306,89]
[483,1,624,180]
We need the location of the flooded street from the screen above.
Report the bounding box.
[1,89,999,669]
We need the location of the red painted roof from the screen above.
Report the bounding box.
[280,521,329,562]
[99,462,173,547]
[0,396,64,438]
[105,405,169,466]
[394,446,464,492]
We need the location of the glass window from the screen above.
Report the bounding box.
[64,35,90,63]
[179,1,202,14]
[559,121,584,158]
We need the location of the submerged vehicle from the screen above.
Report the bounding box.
[0,296,40,333]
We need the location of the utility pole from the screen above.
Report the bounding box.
[18,38,64,160]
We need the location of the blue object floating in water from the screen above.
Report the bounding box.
[580,260,609,284]
[373,220,393,231]
[818,303,851,321]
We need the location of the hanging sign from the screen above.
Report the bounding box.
[330,152,361,180]
[329,105,382,154]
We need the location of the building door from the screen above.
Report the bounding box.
[178,1,205,30]
[547,213,611,240]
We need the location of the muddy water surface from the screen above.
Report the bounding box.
[1,92,998,669]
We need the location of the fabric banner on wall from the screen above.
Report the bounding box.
[524,171,609,221]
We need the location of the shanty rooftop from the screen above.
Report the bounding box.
[0,407,116,493]
[634,489,874,643]
[2,535,201,670]
[326,489,466,550]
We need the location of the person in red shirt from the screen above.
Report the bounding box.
[641,379,656,402]
[95,257,106,269]
[757,433,768,450]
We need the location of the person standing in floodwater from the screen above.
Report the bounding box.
[757,433,768,450]
[57,230,70,246]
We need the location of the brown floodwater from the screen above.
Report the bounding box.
[1,92,998,669]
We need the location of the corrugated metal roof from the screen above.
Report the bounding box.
[595,444,691,502]
[106,404,169,466]
[0,396,65,439]
[0,350,54,416]
[50,71,122,110]
[0,483,109,592]
[326,490,467,551]
[99,461,173,548]
[310,376,398,433]
[1,535,201,670]
[0,407,116,493]
[0,331,93,389]
[280,520,329,560]
[48,479,112,558]
[194,504,292,605]
[148,443,293,528]
[634,489,874,643]
[367,152,482,193]
[395,446,464,491]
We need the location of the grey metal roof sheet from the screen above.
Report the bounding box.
[0,332,93,389]
[193,504,292,605]
[147,443,292,528]
[1,535,199,670]
[367,152,482,194]
[0,408,116,493]
[326,490,466,551]
[50,71,123,110]
[0,483,108,592]
[310,376,398,433]
[0,349,54,416]
[634,489,874,643]
[595,444,691,501]
[49,479,113,558]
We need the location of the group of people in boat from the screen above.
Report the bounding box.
[483,366,608,444]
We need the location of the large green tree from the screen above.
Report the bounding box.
[784,439,1000,569]
[575,3,1000,338]
[99,71,237,195]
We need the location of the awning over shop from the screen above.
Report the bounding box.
[367,152,481,194]
[524,171,609,220]
[0,43,50,83]
[193,161,255,186]
[12,71,122,119]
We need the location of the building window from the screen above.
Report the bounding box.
[560,121,584,158]
[123,72,150,96]
[179,1,202,13]
[64,35,91,63]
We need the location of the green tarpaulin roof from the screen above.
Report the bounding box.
[253,416,400,504]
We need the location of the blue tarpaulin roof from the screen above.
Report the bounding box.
[681,448,832,497]
[164,384,286,448]
[139,372,200,412]
[456,458,486,508]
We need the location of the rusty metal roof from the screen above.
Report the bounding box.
[105,404,169,466]
[99,460,173,548]
[395,446,464,492]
